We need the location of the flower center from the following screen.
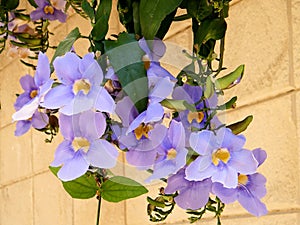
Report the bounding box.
[73,79,91,95]
[187,111,204,124]
[167,148,177,160]
[30,89,38,99]
[72,137,90,153]
[212,148,230,166]
[142,55,151,70]
[134,123,153,140]
[238,174,249,185]
[104,80,114,93]
[44,5,55,15]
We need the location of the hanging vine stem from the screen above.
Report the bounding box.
[96,194,102,225]
[0,11,9,54]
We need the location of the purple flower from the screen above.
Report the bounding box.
[114,97,167,168]
[30,0,67,22]
[172,84,220,131]
[126,102,164,134]
[51,110,119,181]
[212,148,267,217]
[185,128,258,188]
[165,169,212,210]
[12,52,53,121]
[42,52,115,115]
[146,120,188,182]
[139,37,177,82]
[15,110,48,136]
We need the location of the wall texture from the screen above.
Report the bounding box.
[1,0,300,224]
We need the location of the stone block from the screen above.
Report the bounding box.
[291,0,300,87]
[0,179,33,225]
[73,198,126,225]
[223,0,291,105]
[66,14,91,57]
[32,129,63,174]
[0,124,32,185]
[174,212,300,225]
[33,171,73,225]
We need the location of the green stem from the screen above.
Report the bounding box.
[96,195,102,225]
[213,37,225,78]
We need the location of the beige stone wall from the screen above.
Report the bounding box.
[1,0,300,224]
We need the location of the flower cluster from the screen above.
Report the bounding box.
[12,37,267,218]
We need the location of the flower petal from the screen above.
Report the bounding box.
[79,111,106,140]
[30,8,45,21]
[14,120,31,136]
[189,130,216,155]
[79,53,102,84]
[175,179,212,210]
[51,140,75,167]
[247,173,267,198]
[146,160,176,182]
[212,182,237,204]
[252,148,267,167]
[115,96,138,127]
[35,52,50,87]
[42,85,74,109]
[53,52,81,85]
[12,97,39,121]
[126,148,157,168]
[144,102,164,123]
[57,150,89,181]
[87,139,119,168]
[168,120,185,149]
[211,165,238,188]
[185,156,214,181]
[59,92,93,115]
[230,149,258,175]
[165,169,189,194]
[238,186,268,217]
[59,114,78,140]
[218,128,246,152]
[14,93,32,110]
[20,74,36,92]
[149,78,175,103]
[94,87,115,113]
[31,111,49,129]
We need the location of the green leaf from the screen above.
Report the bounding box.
[216,64,244,90]
[50,27,81,68]
[62,175,99,199]
[100,176,148,202]
[91,0,112,41]
[227,115,253,134]
[195,18,227,45]
[140,0,183,40]
[82,0,95,20]
[49,166,60,176]
[204,76,214,99]
[104,32,148,113]
[217,96,237,110]
[161,99,196,112]
[118,0,135,33]
[186,0,213,22]
[49,166,99,199]
[1,0,19,10]
[132,1,141,35]
[147,196,165,208]
[155,9,177,39]
[16,35,42,46]
[27,0,38,8]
